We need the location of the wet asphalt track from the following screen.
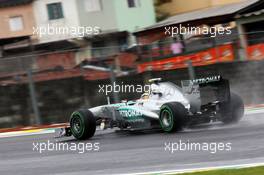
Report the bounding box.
[0,112,264,175]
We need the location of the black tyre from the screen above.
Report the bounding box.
[220,92,244,124]
[159,102,187,132]
[70,109,96,140]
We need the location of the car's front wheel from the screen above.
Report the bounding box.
[70,109,96,140]
[159,102,187,132]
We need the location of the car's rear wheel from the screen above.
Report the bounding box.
[70,109,96,140]
[220,92,244,124]
[159,102,187,132]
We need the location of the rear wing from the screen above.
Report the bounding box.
[181,76,230,111]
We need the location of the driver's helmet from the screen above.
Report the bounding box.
[141,92,150,100]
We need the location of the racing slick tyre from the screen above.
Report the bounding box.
[159,102,187,132]
[70,109,96,140]
[220,92,244,124]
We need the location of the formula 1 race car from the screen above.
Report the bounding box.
[56,76,244,140]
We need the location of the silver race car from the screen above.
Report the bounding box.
[56,76,244,140]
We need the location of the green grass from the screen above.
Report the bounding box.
[177,166,264,175]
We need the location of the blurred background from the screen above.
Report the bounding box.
[0,0,263,128]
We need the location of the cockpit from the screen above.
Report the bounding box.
[136,78,190,109]
[140,80,187,101]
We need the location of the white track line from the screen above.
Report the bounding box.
[245,108,264,115]
[124,162,264,175]
[0,129,55,138]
